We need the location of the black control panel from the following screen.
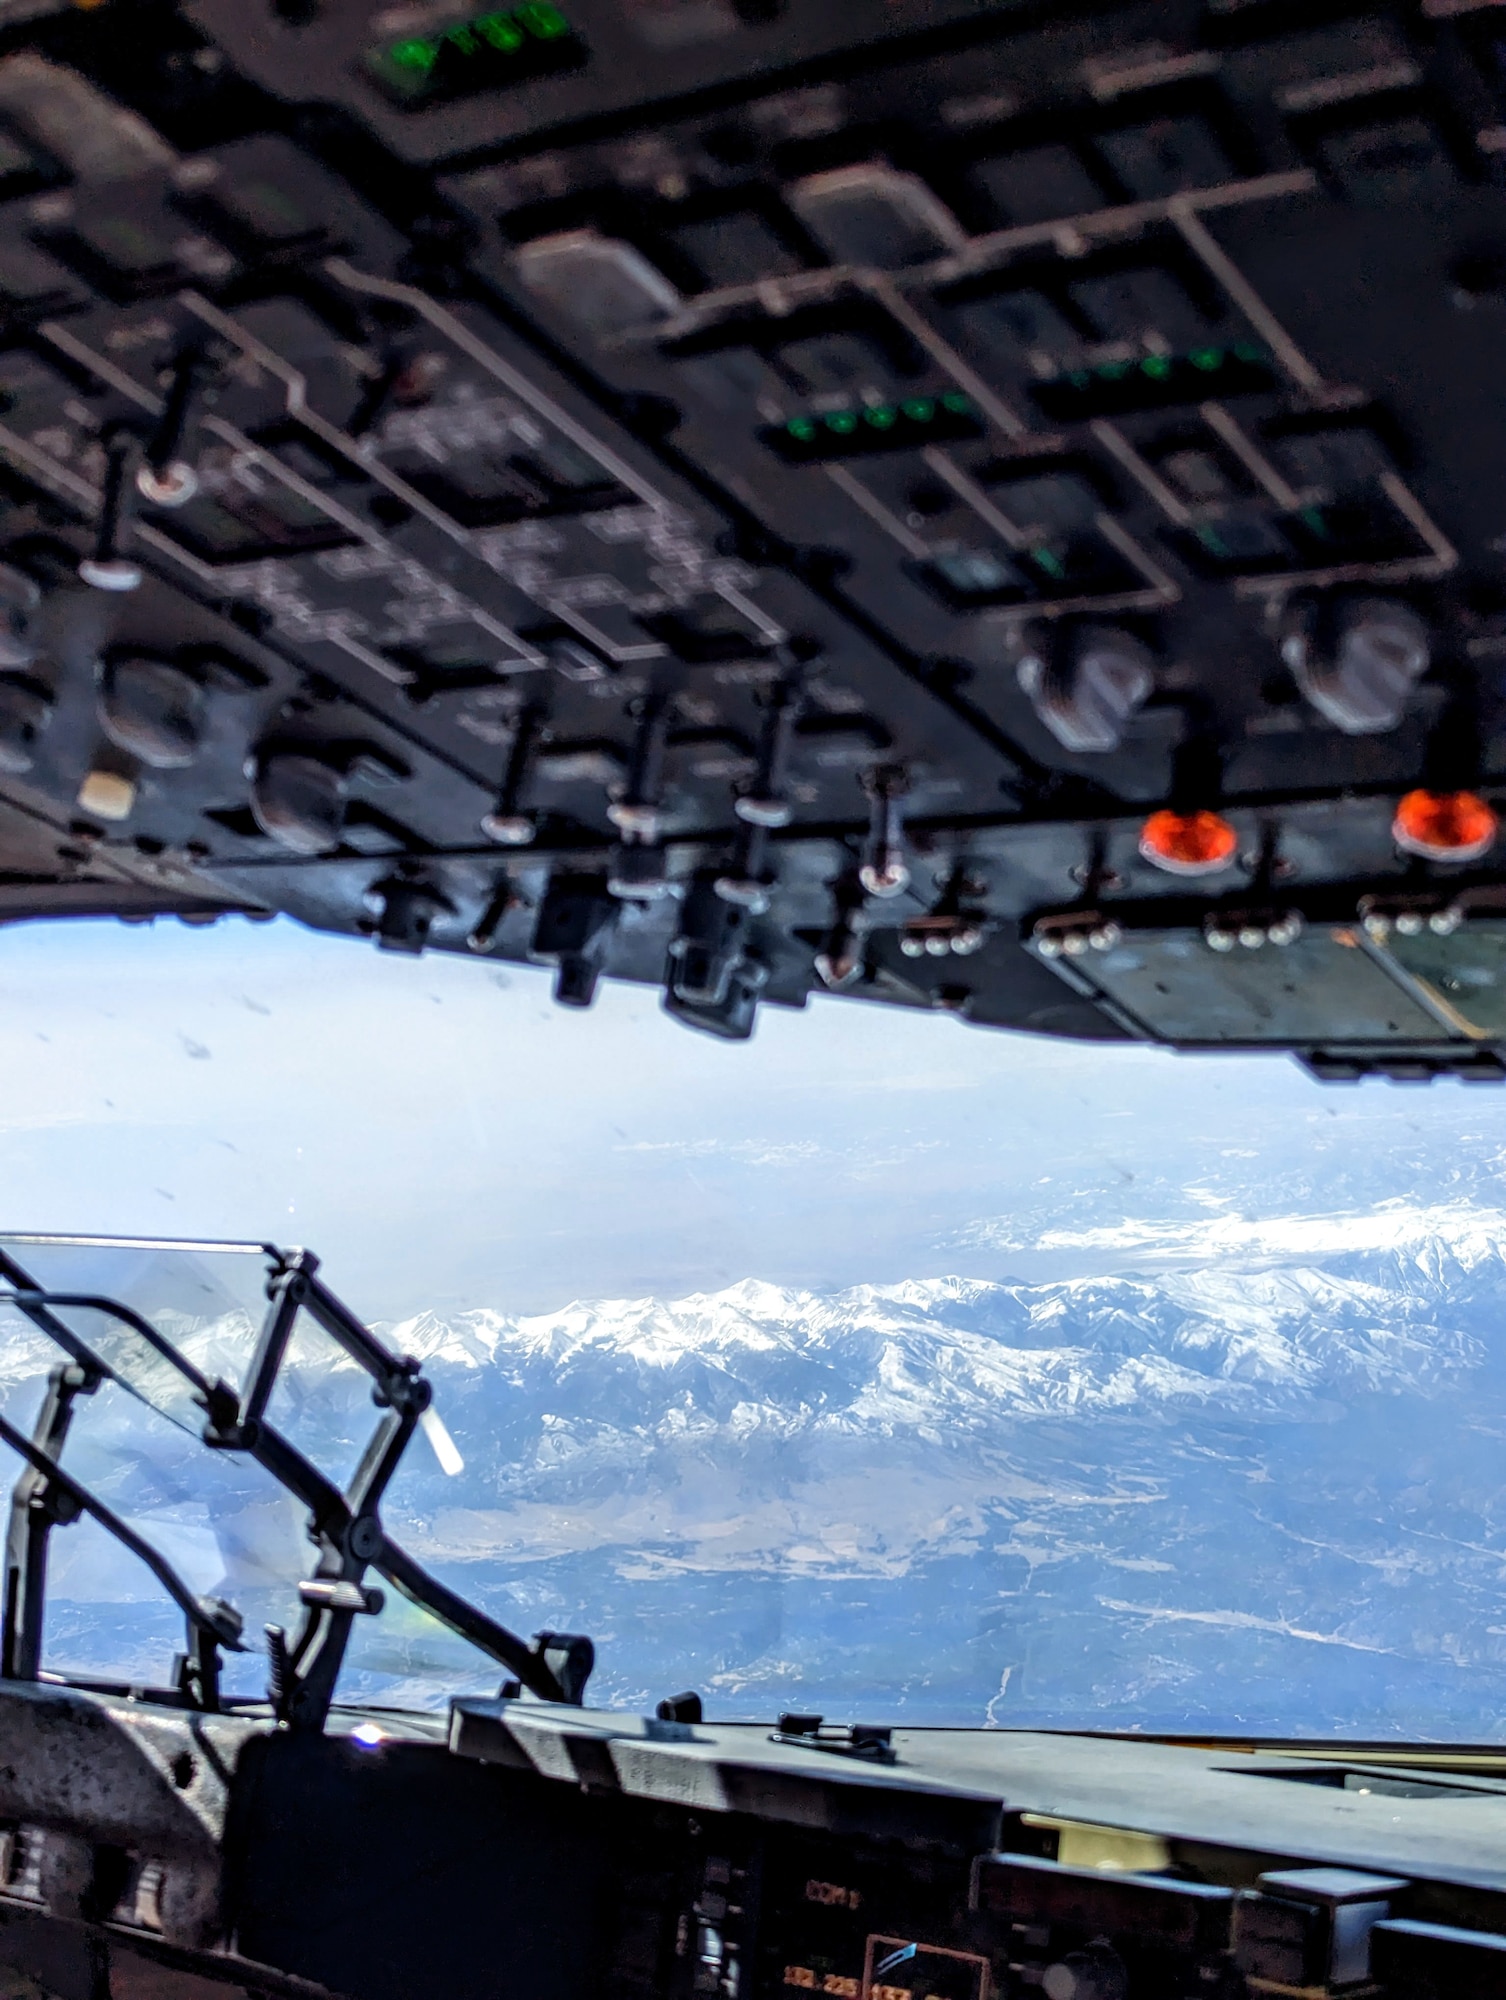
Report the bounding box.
[0,2,1503,1064]
[8,1690,1506,2000]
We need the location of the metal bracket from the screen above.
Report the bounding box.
[1,1362,97,1683]
[0,1240,595,1729]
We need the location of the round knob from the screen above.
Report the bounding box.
[481,809,535,846]
[250,753,347,854]
[1282,597,1429,734]
[136,460,200,509]
[99,658,205,769]
[1041,1948,1127,2000]
[1017,624,1154,755]
[77,555,142,593]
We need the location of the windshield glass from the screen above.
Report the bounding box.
[2,912,1504,1737]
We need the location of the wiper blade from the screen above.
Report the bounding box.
[11,1291,215,1397]
[0,1281,205,1441]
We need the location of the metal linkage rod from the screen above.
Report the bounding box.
[0,1408,244,1655]
[238,1411,573,1707]
[375,1539,576,1702]
[0,1274,208,1447]
[2,1363,97,1682]
[8,1292,215,1398]
[0,1252,131,1380]
[302,1271,418,1386]
[241,1251,317,1431]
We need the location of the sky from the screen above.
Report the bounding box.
[0,911,1502,1319]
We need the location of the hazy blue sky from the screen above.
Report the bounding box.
[0,914,1502,1319]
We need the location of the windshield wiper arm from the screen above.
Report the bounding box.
[0,1399,244,1709]
[9,1291,215,1397]
[0,1278,204,1440]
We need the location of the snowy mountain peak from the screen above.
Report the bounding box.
[17,1205,1506,1737]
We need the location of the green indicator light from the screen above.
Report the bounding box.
[1233,342,1264,364]
[1096,360,1132,382]
[1031,547,1066,580]
[863,405,898,429]
[1066,370,1090,390]
[940,391,972,414]
[373,4,575,96]
[518,1,571,35]
[1140,354,1172,381]
[389,36,439,71]
[1197,526,1231,558]
[787,417,818,442]
[1299,506,1330,539]
[901,398,936,422]
[825,410,858,434]
[477,10,526,49]
[1189,347,1224,372]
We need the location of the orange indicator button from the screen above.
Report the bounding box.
[1138,808,1239,877]
[1392,789,1498,863]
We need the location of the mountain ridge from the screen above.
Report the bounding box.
[10,1204,1506,1733]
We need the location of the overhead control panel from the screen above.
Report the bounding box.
[0,2,1501,1064]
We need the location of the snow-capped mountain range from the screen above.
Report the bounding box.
[13,1202,1506,1738]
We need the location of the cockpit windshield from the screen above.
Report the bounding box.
[2,911,1505,1738]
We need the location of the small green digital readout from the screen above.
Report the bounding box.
[366,6,584,104]
[765,391,984,464]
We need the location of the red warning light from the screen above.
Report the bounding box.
[1138,808,1239,877]
[1392,789,1498,863]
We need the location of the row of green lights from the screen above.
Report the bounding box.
[388,4,571,74]
[1059,343,1267,391]
[784,390,974,442]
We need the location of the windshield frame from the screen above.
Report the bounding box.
[0,1233,589,1723]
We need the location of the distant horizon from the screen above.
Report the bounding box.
[0,912,1500,1324]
